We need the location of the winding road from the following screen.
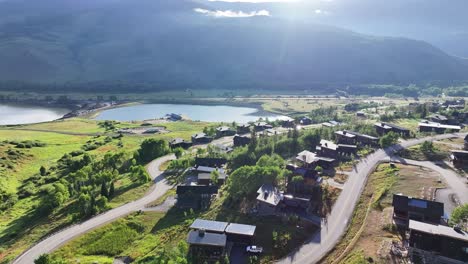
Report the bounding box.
[277,132,467,264]
[13,133,467,264]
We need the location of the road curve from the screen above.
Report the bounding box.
[12,154,175,264]
[277,132,467,264]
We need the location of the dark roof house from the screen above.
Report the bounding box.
[392,194,444,226]
[215,126,236,138]
[176,185,219,209]
[233,134,251,147]
[170,138,192,149]
[195,157,227,167]
[191,133,213,144]
[375,122,410,137]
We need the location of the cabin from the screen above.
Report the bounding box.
[342,130,379,146]
[335,130,356,145]
[464,135,468,150]
[300,117,312,125]
[254,122,273,131]
[256,184,283,215]
[356,111,366,117]
[375,122,410,137]
[169,138,192,149]
[281,119,295,128]
[316,140,338,159]
[176,185,219,209]
[337,144,358,156]
[215,126,236,138]
[408,220,468,264]
[193,166,227,185]
[418,121,461,134]
[428,114,449,124]
[187,229,227,259]
[165,113,182,121]
[296,150,319,169]
[191,133,213,144]
[236,124,251,134]
[450,150,468,168]
[233,134,251,147]
[392,194,444,226]
[195,157,227,168]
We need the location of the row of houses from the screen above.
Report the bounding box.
[392,194,468,264]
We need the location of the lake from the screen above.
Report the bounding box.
[95,104,289,123]
[0,104,69,125]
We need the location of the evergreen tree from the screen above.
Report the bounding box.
[100,181,109,198]
[109,181,115,198]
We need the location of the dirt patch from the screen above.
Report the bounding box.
[334,173,348,184]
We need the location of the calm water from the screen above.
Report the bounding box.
[96,104,289,123]
[0,104,69,125]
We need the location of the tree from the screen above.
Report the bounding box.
[450,204,468,228]
[35,254,52,264]
[40,166,47,176]
[315,165,323,174]
[291,176,304,194]
[100,181,109,198]
[173,147,184,159]
[210,170,220,185]
[109,181,115,198]
[379,131,399,148]
[420,140,434,153]
[137,139,170,163]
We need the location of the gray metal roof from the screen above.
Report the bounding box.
[190,219,228,233]
[187,230,227,247]
[257,184,283,206]
[409,220,468,242]
[198,173,227,180]
[225,223,256,236]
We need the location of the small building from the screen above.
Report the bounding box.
[348,131,379,146]
[296,150,319,169]
[236,124,251,134]
[225,223,256,244]
[256,184,283,215]
[375,122,410,137]
[190,219,228,233]
[169,138,192,149]
[165,113,182,121]
[187,230,227,259]
[176,185,219,209]
[428,114,449,124]
[300,117,312,125]
[254,122,273,131]
[195,157,227,168]
[392,194,444,226]
[337,144,358,156]
[335,130,356,145]
[315,156,336,169]
[408,220,468,264]
[193,166,228,185]
[418,121,461,134]
[191,133,213,144]
[450,150,468,168]
[356,111,366,117]
[215,126,236,138]
[233,134,251,147]
[316,140,339,159]
[281,119,295,128]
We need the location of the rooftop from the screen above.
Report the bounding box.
[225,223,256,236]
[296,150,319,164]
[192,133,210,139]
[319,139,338,150]
[216,126,234,132]
[418,122,461,130]
[194,166,226,174]
[187,230,227,247]
[190,219,228,233]
[335,130,356,138]
[198,173,227,180]
[257,184,283,206]
[409,220,468,242]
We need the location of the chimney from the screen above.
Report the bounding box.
[264,191,268,200]
[199,229,205,237]
[343,131,346,135]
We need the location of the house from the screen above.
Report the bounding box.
[296,150,319,169]
[256,184,283,215]
[211,144,233,154]
[347,131,379,146]
[169,138,192,149]
[337,144,358,156]
[408,220,468,264]
[258,128,277,137]
[356,111,366,117]
[300,117,312,125]
[236,124,251,134]
[191,133,213,144]
[316,140,338,158]
[225,223,256,244]
[335,131,356,145]
[190,219,228,234]
[176,185,219,209]
[293,168,321,185]
[165,113,182,121]
[465,135,468,150]
[450,150,468,168]
[375,122,410,137]
[428,114,449,124]
[187,230,227,259]
[281,119,295,128]
[418,121,461,134]
[233,134,251,147]
[392,194,444,226]
[254,122,273,131]
[193,166,228,185]
[215,126,236,138]
[195,157,227,168]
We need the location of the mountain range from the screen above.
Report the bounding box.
[0,0,467,90]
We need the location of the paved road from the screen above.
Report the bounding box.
[13,154,175,264]
[277,132,467,264]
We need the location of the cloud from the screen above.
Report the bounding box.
[194,8,271,18]
[208,0,298,2]
[314,9,330,15]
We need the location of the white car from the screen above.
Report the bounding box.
[246,245,263,254]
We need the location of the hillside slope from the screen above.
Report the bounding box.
[0,0,466,89]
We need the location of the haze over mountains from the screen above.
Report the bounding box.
[0,0,467,90]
